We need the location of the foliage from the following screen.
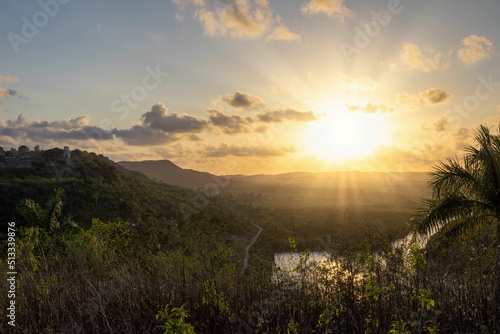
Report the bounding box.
[410,124,500,243]
[156,304,195,334]
[410,124,500,329]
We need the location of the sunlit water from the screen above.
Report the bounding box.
[272,236,416,284]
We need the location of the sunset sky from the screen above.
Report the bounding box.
[1,0,499,174]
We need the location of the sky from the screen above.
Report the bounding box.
[0,0,499,175]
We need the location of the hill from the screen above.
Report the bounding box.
[118,159,429,210]
[118,160,217,189]
[0,149,256,237]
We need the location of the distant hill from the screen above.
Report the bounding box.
[118,160,218,189]
[117,159,429,212]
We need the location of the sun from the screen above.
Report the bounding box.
[304,109,389,162]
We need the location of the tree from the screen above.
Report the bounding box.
[17,188,78,233]
[410,124,500,326]
[18,145,29,154]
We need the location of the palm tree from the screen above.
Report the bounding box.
[410,124,500,325]
[17,188,78,233]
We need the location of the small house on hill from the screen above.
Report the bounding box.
[63,146,71,160]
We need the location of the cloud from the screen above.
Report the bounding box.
[0,74,19,83]
[0,88,27,100]
[346,103,393,113]
[195,0,274,38]
[141,102,208,133]
[400,43,448,72]
[455,127,470,141]
[301,0,353,20]
[0,88,18,100]
[433,116,449,132]
[457,35,493,64]
[454,127,471,149]
[207,107,316,134]
[397,87,451,110]
[420,88,452,105]
[112,125,178,146]
[222,91,264,109]
[257,109,317,122]
[207,109,253,134]
[266,18,301,41]
[0,114,114,144]
[183,0,299,41]
[204,143,295,157]
[50,116,91,129]
[0,102,206,147]
[196,9,228,37]
[113,103,208,145]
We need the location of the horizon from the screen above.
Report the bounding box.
[1,0,500,175]
[116,156,430,177]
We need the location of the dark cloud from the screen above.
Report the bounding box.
[112,125,177,146]
[113,103,209,145]
[222,91,264,110]
[0,88,18,100]
[257,109,317,122]
[208,109,253,134]
[141,102,208,133]
[0,88,28,100]
[347,103,393,113]
[420,88,452,105]
[0,103,209,147]
[0,114,114,143]
[204,143,295,157]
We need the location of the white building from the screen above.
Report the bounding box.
[63,146,71,160]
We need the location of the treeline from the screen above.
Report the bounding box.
[0,144,42,157]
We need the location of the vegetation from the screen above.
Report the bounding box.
[0,128,499,332]
[411,124,500,330]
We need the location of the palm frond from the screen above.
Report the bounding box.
[425,211,491,251]
[429,157,480,200]
[45,188,65,231]
[464,124,500,203]
[410,194,494,240]
[17,199,44,227]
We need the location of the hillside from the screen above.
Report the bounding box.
[118,160,217,189]
[0,149,256,237]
